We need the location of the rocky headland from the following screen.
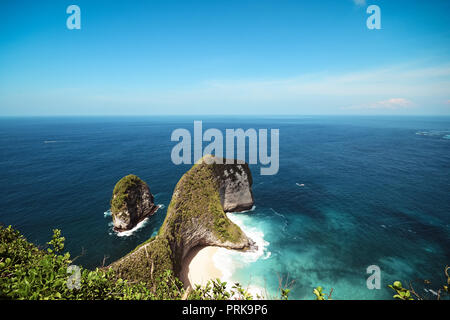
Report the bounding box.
[109,155,256,287]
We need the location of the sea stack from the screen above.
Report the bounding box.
[110,174,158,232]
[162,155,256,270]
[109,155,256,285]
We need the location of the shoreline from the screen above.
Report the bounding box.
[180,246,223,289]
[113,204,160,233]
[180,212,268,296]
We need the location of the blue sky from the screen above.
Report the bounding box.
[0,0,449,116]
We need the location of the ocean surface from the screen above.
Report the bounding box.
[0,116,449,300]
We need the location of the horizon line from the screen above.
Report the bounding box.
[1,114,450,118]
[0,114,450,119]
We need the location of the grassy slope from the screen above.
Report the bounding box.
[160,161,245,244]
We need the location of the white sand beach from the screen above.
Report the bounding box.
[180,246,223,289]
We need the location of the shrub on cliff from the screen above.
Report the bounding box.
[0,225,180,300]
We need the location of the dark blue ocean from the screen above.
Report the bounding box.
[0,116,449,299]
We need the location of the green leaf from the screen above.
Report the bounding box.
[393,281,402,289]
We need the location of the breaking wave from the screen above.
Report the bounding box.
[104,205,163,237]
[212,212,270,298]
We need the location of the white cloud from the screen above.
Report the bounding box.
[343,98,414,110]
[83,62,450,114]
[4,61,449,115]
[177,63,450,102]
[353,0,367,6]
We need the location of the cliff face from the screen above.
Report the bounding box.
[212,157,255,212]
[110,156,256,285]
[110,175,158,232]
[160,155,255,273]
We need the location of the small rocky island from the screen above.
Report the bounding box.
[109,155,256,286]
[110,174,159,232]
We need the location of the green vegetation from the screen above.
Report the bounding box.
[388,281,413,300]
[110,158,249,285]
[111,236,174,289]
[110,174,145,214]
[2,225,448,300]
[387,268,450,300]
[160,160,245,244]
[188,280,257,300]
[312,269,450,301]
[129,235,156,254]
[0,225,158,300]
[0,225,251,300]
[313,286,333,300]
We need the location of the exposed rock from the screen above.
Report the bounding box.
[109,156,256,285]
[110,174,158,232]
[206,155,255,212]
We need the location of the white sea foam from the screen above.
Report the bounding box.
[270,208,288,232]
[106,204,162,237]
[212,212,270,299]
[234,205,256,213]
[113,218,150,237]
[416,130,450,139]
[263,251,272,260]
[270,208,285,219]
[43,140,68,144]
[229,213,270,263]
[212,249,268,299]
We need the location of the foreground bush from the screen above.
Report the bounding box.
[0,225,258,300]
[0,225,183,300]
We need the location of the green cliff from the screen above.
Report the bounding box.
[109,155,255,287]
[110,174,158,231]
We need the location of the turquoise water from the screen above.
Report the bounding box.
[0,116,449,299]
